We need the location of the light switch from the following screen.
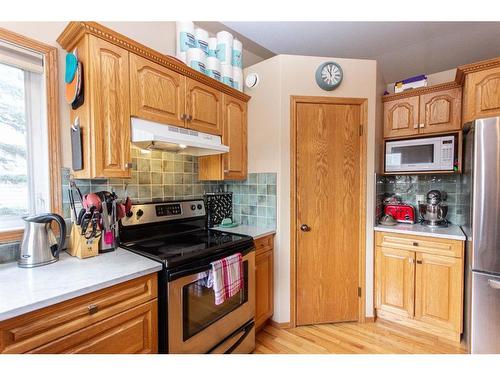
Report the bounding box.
[416,194,425,205]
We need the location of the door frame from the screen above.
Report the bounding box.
[289,95,368,327]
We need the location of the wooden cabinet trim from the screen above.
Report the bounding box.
[456,56,500,84]
[383,96,419,138]
[254,234,274,256]
[57,21,250,103]
[0,274,157,353]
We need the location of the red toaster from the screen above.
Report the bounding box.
[384,204,415,224]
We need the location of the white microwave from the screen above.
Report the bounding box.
[385,135,455,173]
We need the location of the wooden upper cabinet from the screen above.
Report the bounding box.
[223,95,247,180]
[376,247,415,318]
[129,54,186,127]
[414,252,463,333]
[462,66,500,122]
[89,36,131,178]
[419,87,462,134]
[185,78,222,135]
[383,96,419,138]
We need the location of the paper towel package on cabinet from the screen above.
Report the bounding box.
[176,21,195,55]
[194,27,209,55]
[232,39,243,68]
[216,31,233,65]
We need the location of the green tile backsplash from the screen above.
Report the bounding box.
[376,173,471,225]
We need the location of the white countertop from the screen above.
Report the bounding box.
[374,223,466,240]
[0,248,162,321]
[213,225,276,239]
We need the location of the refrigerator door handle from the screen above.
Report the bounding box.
[488,279,500,290]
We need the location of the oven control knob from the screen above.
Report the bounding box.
[190,204,196,211]
[197,204,203,210]
[136,209,144,218]
[126,211,133,218]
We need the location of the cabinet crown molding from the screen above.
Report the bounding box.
[57,21,251,103]
[382,81,462,102]
[455,56,500,84]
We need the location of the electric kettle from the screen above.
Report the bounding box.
[18,213,67,268]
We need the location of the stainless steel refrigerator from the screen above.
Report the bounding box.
[463,116,500,354]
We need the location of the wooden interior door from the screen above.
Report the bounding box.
[295,100,362,325]
[185,77,222,135]
[223,95,247,180]
[415,252,463,332]
[129,53,186,127]
[419,88,462,134]
[376,247,415,318]
[383,96,419,138]
[89,35,131,178]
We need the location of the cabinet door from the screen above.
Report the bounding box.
[383,96,419,138]
[89,36,131,178]
[463,66,500,122]
[255,250,274,331]
[415,252,463,333]
[129,54,186,127]
[376,247,415,318]
[419,87,462,134]
[185,78,222,135]
[223,95,247,180]
[29,300,158,354]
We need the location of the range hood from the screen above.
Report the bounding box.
[131,117,229,156]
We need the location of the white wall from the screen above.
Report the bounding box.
[244,55,378,322]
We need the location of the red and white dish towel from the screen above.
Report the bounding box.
[205,253,243,305]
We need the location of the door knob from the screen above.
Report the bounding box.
[300,224,311,232]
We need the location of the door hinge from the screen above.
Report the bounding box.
[359,125,363,136]
[358,287,362,297]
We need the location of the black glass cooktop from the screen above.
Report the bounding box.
[120,229,252,268]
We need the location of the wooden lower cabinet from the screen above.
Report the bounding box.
[254,234,274,331]
[375,231,464,342]
[376,247,415,318]
[0,274,158,354]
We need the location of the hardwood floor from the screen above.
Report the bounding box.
[254,319,468,354]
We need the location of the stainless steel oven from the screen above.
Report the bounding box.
[167,250,255,354]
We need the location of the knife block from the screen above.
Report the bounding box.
[67,223,99,259]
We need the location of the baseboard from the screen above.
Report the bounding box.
[269,320,291,329]
[365,316,375,322]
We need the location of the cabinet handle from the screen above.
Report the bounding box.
[125,162,134,169]
[187,115,193,121]
[88,304,99,315]
[181,114,187,120]
[412,242,419,246]
[416,260,423,264]
[408,258,414,264]
[414,123,419,129]
[419,123,425,128]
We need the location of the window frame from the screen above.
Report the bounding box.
[0,27,61,242]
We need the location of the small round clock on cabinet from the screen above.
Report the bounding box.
[315,61,343,91]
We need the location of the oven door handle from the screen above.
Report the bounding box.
[169,264,212,280]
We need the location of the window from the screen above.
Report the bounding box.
[0,30,60,239]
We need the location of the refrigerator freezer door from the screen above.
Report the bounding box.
[472,117,500,275]
[471,272,500,353]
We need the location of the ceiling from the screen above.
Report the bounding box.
[221,22,500,83]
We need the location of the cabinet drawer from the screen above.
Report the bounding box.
[29,300,157,354]
[254,234,274,255]
[0,273,157,353]
[375,232,463,258]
